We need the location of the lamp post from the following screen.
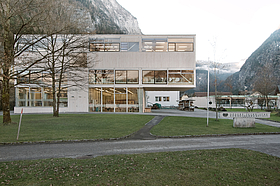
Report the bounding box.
[207,60,210,127]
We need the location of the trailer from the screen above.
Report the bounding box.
[178,99,195,111]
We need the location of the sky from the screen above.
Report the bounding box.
[117,0,280,66]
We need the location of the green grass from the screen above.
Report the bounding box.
[266,112,280,122]
[0,114,154,143]
[151,116,280,136]
[0,149,279,185]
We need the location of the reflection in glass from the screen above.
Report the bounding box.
[89,88,101,112]
[143,70,167,84]
[43,88,53,106]
[102,88,114,112]
[155,71,167,84]
[127,71,139,84]
[115,88,126,112]
[115,70,126,84]
[30,88,42,106]
[128,88,139,112]
[89,70,114,84]
[142,71,154,84]
[17,87,29,106]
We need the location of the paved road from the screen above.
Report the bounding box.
[0,109,279,162]
[1,135,280,162]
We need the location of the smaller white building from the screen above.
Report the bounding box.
[146,91,180,107]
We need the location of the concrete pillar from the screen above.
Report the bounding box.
[138,88,144,113]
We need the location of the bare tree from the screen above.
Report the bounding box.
[36,34,90,117]
[254,63,277,110]
[0,0,87,123]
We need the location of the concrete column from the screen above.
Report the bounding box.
[138,88,144,113]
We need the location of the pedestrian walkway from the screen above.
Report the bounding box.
[127,116,165,140]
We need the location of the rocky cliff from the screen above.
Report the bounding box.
[225,29,280,92]
[75,0,142,34]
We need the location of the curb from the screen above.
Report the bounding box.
[153,132,280,139]
[2,132,280,146]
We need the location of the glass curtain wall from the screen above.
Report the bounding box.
[102,88,114,112]
[89,87,139,112]
[143,70,167,84]
[115,88,127,112]
[16,87,68,107]
[89,88,101,112]
[168,70,194,85]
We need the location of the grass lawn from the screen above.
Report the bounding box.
[151,116,280,136]
[0,114,154,143]
[0,149,279,185]
[266,112,280,122]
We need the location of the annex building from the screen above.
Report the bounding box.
[14,34,196,113]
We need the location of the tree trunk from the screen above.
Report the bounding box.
[2,77,11,124]
[52,73,58,117]
[2,3,13,124]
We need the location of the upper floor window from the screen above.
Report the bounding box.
[142,38,168,52]
[89,70,114,84]
[168,38,194,52]
[115,70,139,84]
[168,70,194,85]
[142,70,167,84]
[89,38,120,52]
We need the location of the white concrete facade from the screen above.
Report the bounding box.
[146,91,180,107]
[14,34,196,113]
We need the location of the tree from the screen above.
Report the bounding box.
[254,63,277,110]
[0,0,87,123]
[37,34,90,117]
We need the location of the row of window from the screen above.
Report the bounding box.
[89,70,194,85]
[16,87,68,107]
[89,38,194,52]
[155,96,170,102]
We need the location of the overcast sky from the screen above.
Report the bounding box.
[117,0,280,66]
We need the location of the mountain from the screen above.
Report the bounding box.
[75,0,142,34]
[184,61,239,95]
[224,29,280,92]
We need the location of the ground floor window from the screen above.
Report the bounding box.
[89,87,140,112]
[155,96,170,102]
[16,87,68,107]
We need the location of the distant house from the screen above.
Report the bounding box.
[190,91,279,109]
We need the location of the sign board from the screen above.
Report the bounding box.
[220,112,270,128]
[220,112,270,119]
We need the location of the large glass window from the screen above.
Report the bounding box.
[89,38,120,52]
[89,88,101,112]
[168,43,194,52]
[155,71,167,84]
[143,70,167,84]
[89,87,139,113]
[89,70,114,84]
[128,88,139,112]
[115,88,126,112]
[17,87,29,106]
[168,70,194,85]
[115,70,126,84]
[142,38,168,52]
[43,88,53,106]
[30,88,42,106]
[127,71,139,84]
[142,71,154,84]
[16,87,68,107]
[102,88,114,112]
[116,70,139,84]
